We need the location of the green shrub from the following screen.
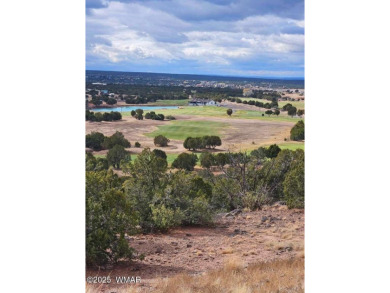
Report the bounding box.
[242,192,259,210]
[185,196,214,225]
[153,149,167,160]
[166,115,176,120]
[135,141,141,147]
[150,204,184,231]
[86,170,138,266]
[154,135,169,147]
[102,131,131,149]
[172,153,198,171]
[283,151,304,209]
[266,144,281,158]
[107,145,130,168]
[86,132,105,151]
[200,152,215,169]
[290,120,304,141]
[106,98,117,105]
[288,106,297,117]
[94,112,103,122]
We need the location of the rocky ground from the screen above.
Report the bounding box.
[86,203,304,292]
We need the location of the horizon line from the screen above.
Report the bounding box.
[86,69,305,81]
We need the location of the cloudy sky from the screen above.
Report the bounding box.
[86,0,304,78]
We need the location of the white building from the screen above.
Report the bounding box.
[188,98,217,106]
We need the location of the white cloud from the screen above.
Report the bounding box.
[86,0,304,76]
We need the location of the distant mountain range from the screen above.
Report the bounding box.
[86,70,304,89]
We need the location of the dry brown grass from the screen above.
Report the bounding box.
[85,258,304,293]
[154,257,304,293]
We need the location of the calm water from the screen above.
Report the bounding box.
[91,105,178,112]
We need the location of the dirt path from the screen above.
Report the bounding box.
[86,204,304,292]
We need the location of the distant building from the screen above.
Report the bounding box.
[188,96,217,106]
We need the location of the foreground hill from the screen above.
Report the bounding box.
[86,203,304,292]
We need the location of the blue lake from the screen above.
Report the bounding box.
[91,105,179,112]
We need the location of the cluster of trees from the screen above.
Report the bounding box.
[183,136,222,151]
[265,109,280,116]
[87,84,189,103]
[86,146,304,265]
[89,95,118,106]
[145,111,164,120]
[86,83,243,105]
[197,144,281,169]
[86,131,131,168]
[130,109,144,120]
[86,131,130,151]
[86,110,122,122]
[281,103,304,117]
[290,120,305,141]
[225,97,278,109]
[251,90,281,100]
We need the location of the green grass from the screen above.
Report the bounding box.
[147,99,188,106]
[123,106,301,123]
[145,120,228,140]
[274,142,305,151]
[278,100,305,110]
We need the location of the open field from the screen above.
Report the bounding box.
[86,204,304,292]
[145,120,228,140]
[122,106,302,123]
[86,115,295,155]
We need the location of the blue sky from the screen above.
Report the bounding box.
[86,0,304,78]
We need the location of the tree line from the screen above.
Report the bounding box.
[86,110,122,122]
[86,83,243,105]
[225,97,278,109]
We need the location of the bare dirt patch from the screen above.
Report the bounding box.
[86,204,304,292]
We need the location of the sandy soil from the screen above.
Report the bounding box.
[86,115,293,155]
[86,204,304,292]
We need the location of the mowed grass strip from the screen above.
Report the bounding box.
[147,99,188,106]
[145,120,228,140]
[275,142,304,151]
